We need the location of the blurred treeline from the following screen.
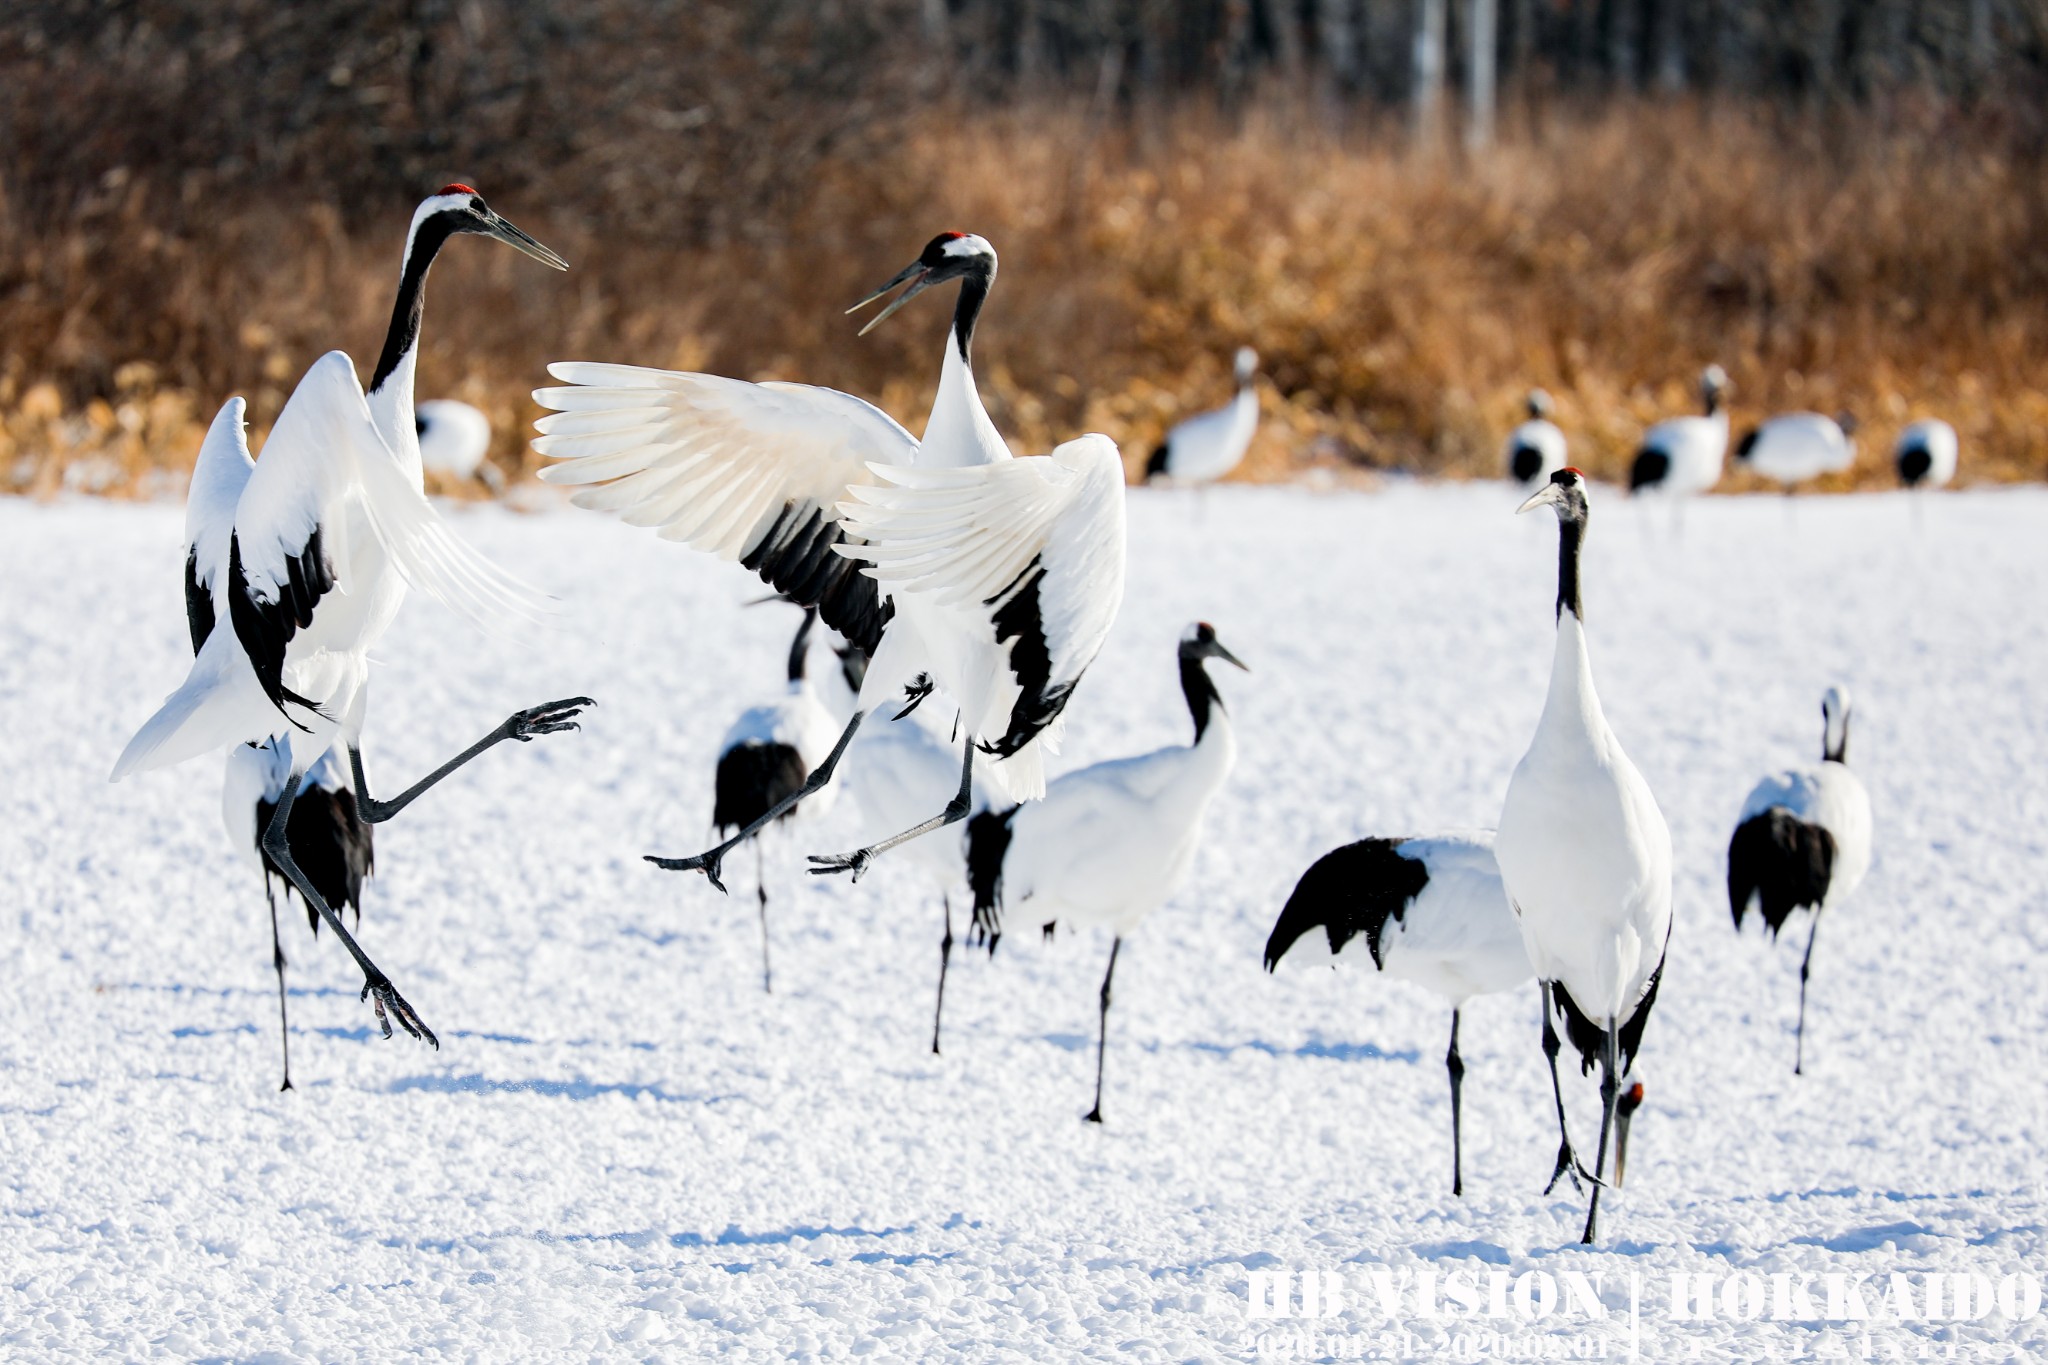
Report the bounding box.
[4,0,2046,494]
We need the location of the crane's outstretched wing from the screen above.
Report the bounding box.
[184,397,256,654]
[229,351,551,714]
[533,362,914,653]
[835,433,1127,753]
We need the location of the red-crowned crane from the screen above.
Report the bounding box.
[1496,468,1673,1246]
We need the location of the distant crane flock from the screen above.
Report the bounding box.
[108,187,1933,1248]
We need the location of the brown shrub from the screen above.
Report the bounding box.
[4,97,2044,493]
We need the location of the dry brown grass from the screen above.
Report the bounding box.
[5,97,2045,495]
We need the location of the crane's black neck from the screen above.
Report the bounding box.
[369,212,462,395]
[1823,721,1848,764]
[1703,386,1723,418]
[1180,655,1225,742]
[1555,510,1586,622]
[952,268,992,365]
[787,608,818,684]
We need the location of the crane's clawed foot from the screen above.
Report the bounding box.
[646,850,728,895]
[1083,1105,1104,1125]
[1542,1141,1601,1196]
[503,696,596,742]
[807,848,875,882]
[361,975,439,1049]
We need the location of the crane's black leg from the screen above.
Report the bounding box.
[755,839,773,995]
[1794,912,1822,1076]
[1540,982,1584,1194]
[1581,1016,1621,1246]
[263,772,436,1047]
[1447,1008,1466,1198]
[264,876,293,1092]
[809,729,974,882]
[1083,936,1122,1124]
[932,894,953,1056]
[351,697,592,823]
[653,711,867,893]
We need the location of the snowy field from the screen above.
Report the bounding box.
[2,482,2045,1361]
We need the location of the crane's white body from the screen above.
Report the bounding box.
[1277,834,1530,1006]
[221,740,353,858]
[113,192,552,785]
[1635,410,1728,496]
[1895,418,1958,489]
[991,694,1235,939]
[1154,349,1259,484]
[1737,764,1872,915]
[719,679,846,825]
[1504,420,1568,485]
[1497,614,1673,1024]
[416,399,498,485]
[846,710,971,891]
[1741,412,1856,486]
[112,357,544,782]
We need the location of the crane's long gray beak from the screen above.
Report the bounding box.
[1211,641,1250,672]
[1516,483,1564,515]
[487,214,569,271]
[847,262,934,336]
[1613,1082,1642,1188]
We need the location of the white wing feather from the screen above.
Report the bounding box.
[186,397,254,593]
[234,351,550,637]
[835,434,1127,683]
[533,362,917,561]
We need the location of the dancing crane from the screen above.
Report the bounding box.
[112,189,590,1046]
[534,231,1127,890]
[1496,469,1673,1245]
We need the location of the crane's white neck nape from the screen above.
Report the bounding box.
[920,284,1010,467]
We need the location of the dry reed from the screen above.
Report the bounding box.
[4,98,2043,496]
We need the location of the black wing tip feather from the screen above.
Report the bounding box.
[258,787,375,933]
[1552,940,1669,1078]
[183,548,215,655]
[713,742,809,834]
[1727,809,1835,936]
[984,558,1073,758]
[227,529,337,725]
[1629,447,1669,490]
[1264,838,1428,973]
[740,501,891,655]
[964,807,1017,953]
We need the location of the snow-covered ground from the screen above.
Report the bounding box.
[2,483,2044,1361]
